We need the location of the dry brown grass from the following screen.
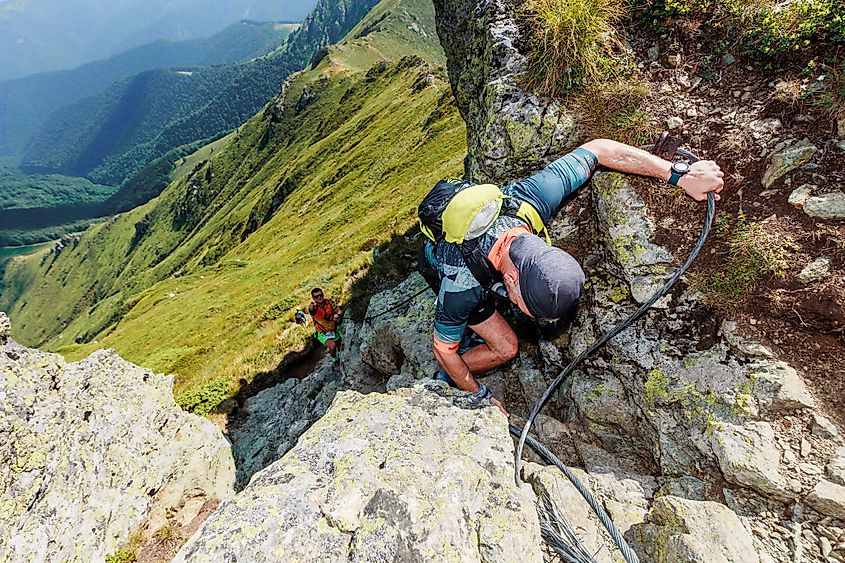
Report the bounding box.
[519,0,627,97]
[574,79,656,145]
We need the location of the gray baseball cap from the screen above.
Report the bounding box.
[509,234,585,319]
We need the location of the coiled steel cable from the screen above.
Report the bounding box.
[510,424,635,563]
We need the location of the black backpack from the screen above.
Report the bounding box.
[417,180,549,291]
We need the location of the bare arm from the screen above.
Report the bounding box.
[581,138,725,202]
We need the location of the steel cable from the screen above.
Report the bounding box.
[513,148,716,563]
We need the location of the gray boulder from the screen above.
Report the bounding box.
[522,462,626,562]
[827,448,845,486]
[761,139,817,188]
[628,496,760,562]
[230,361,343,488]
[593,173,674,305]
[805,480,845,520]
[797,256,832,284]
[0,329,235,562]
[803,191,845,220]
[358,273,438,385]
[711,422,789,499]
[175,382,543,562]
[431,0,579,183]
[748,359,814,412]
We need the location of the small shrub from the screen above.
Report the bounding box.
[176,377,230,416]
[692,213,795,304]
[262,297,298,321]
[633,0,844,60]
[519,0,627,96]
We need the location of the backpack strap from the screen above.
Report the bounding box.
[460,237,501,291]
[500,197,551,244]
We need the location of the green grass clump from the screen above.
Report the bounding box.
[519,0,627,96]
[808,56,845,120]
[176,377,231,416]
[634,0,844,60]
[692,213,795,305]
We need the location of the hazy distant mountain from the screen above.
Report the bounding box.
[0,20,297,156]
[0,0,317,80]
[21,0,381,186]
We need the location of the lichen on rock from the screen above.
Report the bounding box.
[174,382,543,562]
[431,0,580,183]
[0,318,235,562]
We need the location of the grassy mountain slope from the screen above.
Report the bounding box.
[0,0,465,405]
[20,0,384,186]
[0,21,298,157]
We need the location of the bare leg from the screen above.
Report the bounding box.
[461,311,518,373]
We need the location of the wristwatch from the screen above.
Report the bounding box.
[668,161,691,186]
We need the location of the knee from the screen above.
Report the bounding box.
[495,336,518,364]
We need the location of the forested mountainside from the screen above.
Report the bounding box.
[18,0,387,186]
[0,0,463,403]
[0,20,298,158]
[0,0,317,81]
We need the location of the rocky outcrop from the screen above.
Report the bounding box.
[230,360,343,488]
[175,382,542,562]
[431,0,579,183]
[353,172,844,560]
[0,316,235,562]
[628,496,760,563]
[357,273,438,389]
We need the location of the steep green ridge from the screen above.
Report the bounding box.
[0,21,298,158]
[0,0,465,404]
[20,0,384,186]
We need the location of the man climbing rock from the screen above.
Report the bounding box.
[309,287,342,365]
[419,138,724,416]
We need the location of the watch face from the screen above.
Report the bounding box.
[672,161,691,173]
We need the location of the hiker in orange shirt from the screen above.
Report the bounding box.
[308,287,342,364]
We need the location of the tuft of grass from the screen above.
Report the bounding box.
[808,55,845,120]
[691,213,795,305]
[519,0,627,96]
[574,79,656,145]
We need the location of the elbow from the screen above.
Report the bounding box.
[580,138,615,162]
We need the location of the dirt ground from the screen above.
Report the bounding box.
[629,37,845,429]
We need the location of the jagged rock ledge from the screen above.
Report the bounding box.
[175,382,542,562]
[0,312,235,562]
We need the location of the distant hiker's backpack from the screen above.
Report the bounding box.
[417,180,550,290]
